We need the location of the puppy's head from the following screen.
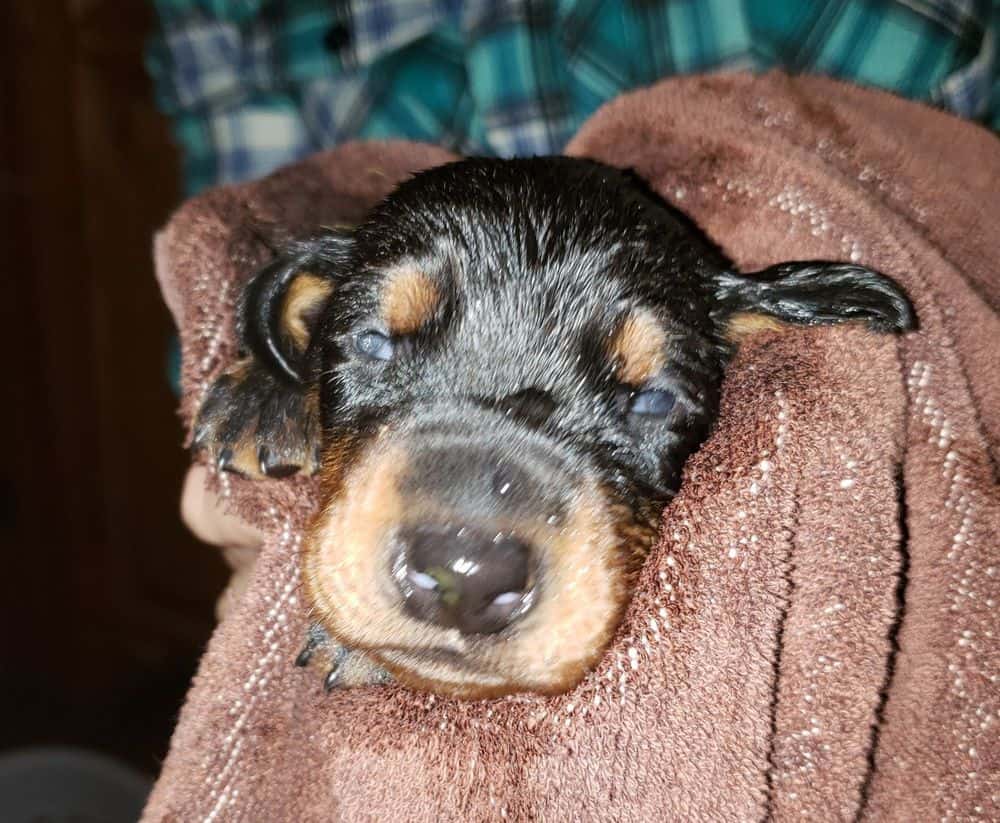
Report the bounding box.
[293,158,912,697]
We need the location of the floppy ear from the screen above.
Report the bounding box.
[239,229,354,383]
[714,261,915,342]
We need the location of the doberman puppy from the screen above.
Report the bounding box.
[193,157,914,698]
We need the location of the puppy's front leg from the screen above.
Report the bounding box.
[191,236,345,478]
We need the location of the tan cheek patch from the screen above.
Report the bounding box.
[607,496,662,568]
[725,311,788,343]
[610,309,667,385]
[504,483,629,693]
[381,267,441,335]
[303,438,413,649]
[315,429,370,500]
[282,273,334,350]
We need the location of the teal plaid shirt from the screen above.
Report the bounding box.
[148,1,1000,195]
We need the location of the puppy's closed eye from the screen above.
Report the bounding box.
[629,388,676,418]
[355,330,395,361]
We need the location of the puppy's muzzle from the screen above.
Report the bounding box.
[389,423,571,636]
[305,402,625,696]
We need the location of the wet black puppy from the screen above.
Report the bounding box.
[194,157,913,698]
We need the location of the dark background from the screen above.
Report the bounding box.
[1,2,226,775]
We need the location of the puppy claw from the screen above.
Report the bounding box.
[324,666,343,693]
[295,636,320,668]
[294,623,393,692]
[217,447,235,473]
[322,645,350,692]
[258,445,301,479]
[296,621,334,667]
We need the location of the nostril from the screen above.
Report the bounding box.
[480,534,530,595]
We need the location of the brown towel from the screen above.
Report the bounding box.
[144,73,999,822]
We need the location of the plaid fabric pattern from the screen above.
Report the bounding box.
[147,0,1000,195]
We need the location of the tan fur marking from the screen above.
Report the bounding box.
[227,437,262,477]
[282,273,334,350]
[725,311,787,342]
[610,309,667,385]
[382,268,441,335]
[315,429,373,502]
[303,440,409,651]
[223,358,252,382]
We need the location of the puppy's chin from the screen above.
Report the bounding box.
[301,438,631,698]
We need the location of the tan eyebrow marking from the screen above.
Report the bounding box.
[608,309,666,385]
[282,272,335,350]
[382,267,442,335]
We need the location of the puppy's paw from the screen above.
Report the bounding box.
[295,623,393,692]
[192,358,320,479]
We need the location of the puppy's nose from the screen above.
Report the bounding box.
[395,525,534,635]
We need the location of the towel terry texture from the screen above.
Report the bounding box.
[145,73,999,822]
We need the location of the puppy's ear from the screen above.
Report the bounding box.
[240,229,353,383]
[714,261,915,343]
